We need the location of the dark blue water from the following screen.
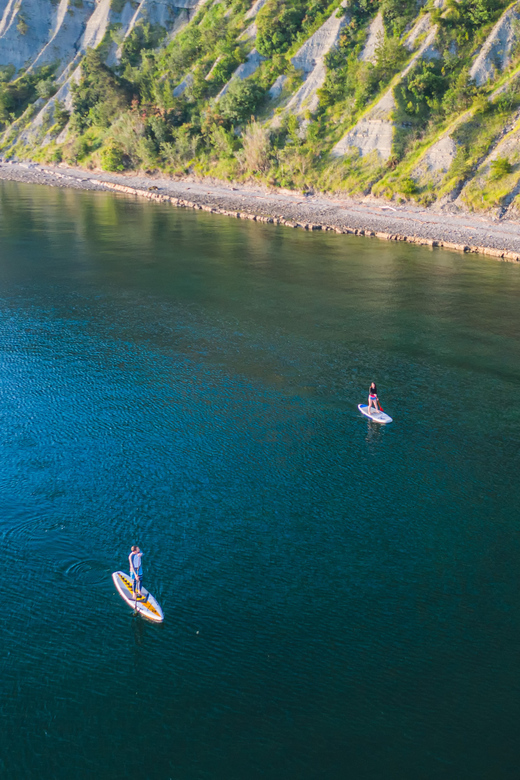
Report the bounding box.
[1,181,520,779]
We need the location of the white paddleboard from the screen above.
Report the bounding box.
[112,571,164,622]
[358,404,393,424]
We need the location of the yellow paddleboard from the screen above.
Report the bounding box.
[112,571,164,622]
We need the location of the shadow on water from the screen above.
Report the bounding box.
[363,419,387,446]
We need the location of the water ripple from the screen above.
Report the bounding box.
[0,182,519,780]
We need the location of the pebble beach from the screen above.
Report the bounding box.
[2,160,520,261]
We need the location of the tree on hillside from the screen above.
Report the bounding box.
[219,78,265,125]
[72,49,130,132]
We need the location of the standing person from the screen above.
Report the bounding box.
[129,545,144,600]
[367,381,380,414]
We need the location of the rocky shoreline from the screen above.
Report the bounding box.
[2,161,520,261]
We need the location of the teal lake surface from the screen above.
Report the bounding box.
[1,181,520,779]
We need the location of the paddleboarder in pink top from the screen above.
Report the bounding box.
[367,382,380,414]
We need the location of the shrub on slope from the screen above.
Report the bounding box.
[256,0,307,55]
[219,78,266,124]
[0,66,57,129]
[72,50,130,132]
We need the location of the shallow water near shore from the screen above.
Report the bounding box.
[1,180,520,780]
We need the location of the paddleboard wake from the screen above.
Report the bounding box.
[358,404,393,424]
[112,571,164,622]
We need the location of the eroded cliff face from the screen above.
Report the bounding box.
[0,0,203,72]
[2,0,520,213]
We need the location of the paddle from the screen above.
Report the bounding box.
[130,555,138,613]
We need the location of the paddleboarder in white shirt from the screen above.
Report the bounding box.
[129,545,144,600]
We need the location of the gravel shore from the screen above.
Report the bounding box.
[2,160,520,261]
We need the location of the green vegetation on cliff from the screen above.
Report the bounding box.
[2,0,520,212]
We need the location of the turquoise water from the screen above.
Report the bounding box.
[1,181,520,779]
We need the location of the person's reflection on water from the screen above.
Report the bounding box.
[131,611,146,650]
[365,420,384,445]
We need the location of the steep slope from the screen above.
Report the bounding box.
[470,0,520,86]
[283,0,349,117]
[0,0,520,215]
[331,22,438,161]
